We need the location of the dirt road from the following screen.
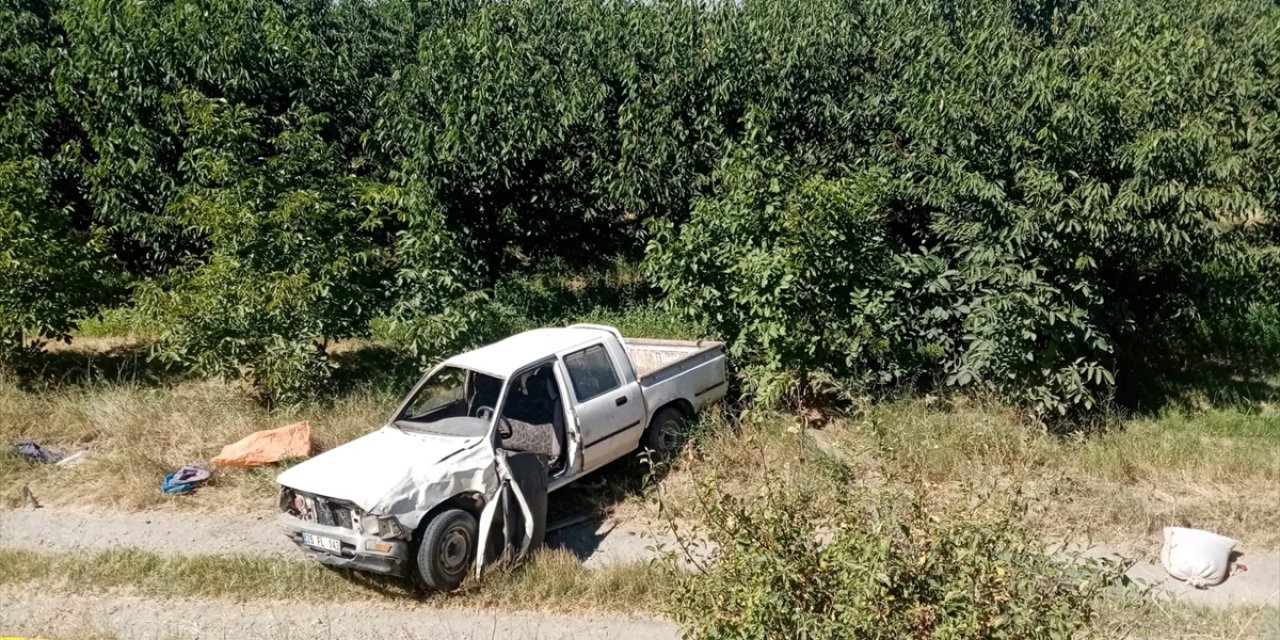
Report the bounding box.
[2,506,1278,639]
[0,506,679,566]
[4,507,1279,606]
[0,589,679,640]
[0,507,685,640]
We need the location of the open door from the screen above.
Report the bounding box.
[477,450,547,574]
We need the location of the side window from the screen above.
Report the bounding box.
[563,344,620,402]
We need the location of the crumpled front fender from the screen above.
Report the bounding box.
[377,442,500,531]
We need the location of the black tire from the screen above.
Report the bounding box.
[642,406,689,460]
[414,508,477,591]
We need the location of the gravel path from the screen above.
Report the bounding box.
[1125,554,1279,608]
[0,507,292,558]
[3,506,1277,613]
[0,589,679,640]
[0,506,680,567]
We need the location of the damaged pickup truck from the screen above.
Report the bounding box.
[276,324,727,590]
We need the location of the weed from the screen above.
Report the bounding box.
[661,470,1134,639]
[0,547,668,614]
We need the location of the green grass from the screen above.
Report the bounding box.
[0,547,671,613]
[0,548,364,600]
[72,306,162,339]
[574,303,706,340]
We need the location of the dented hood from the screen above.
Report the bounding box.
[275,423,497,521]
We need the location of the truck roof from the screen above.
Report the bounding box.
[442,326,611,378]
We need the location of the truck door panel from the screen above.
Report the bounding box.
[562,343,645,470]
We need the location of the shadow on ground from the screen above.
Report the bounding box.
[1118,359,1280,416]
[329,344,422,396]
[3,339,425,401]
[3,339,187,390]
[543,452,679,562]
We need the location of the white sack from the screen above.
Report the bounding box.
[1161,526,1238,588]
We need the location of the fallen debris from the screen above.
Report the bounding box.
[19,484,41,509]
[161,464,212,495]
[15,440,65,464]
[55,451,87,467]
[213,421,311,467]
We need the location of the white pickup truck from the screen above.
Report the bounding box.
[275,324,727,589]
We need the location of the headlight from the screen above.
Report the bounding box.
[376,516,406,539]
[278,487,314,520]
[356,511,405,539]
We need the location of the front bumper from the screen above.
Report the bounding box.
[277,514,411,576]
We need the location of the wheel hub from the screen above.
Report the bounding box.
[439,526,471,574]
[661,420,682,450]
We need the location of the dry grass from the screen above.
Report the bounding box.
[1105,597,1280,640]
[462,548,673,612]
[1,340,395,510]
[3,339,1277,554]
[609,393,1280,554]
[831,397,1280,551]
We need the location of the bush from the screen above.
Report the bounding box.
[133,95,392,405]
[1,0,123,352]
[383,259,699,368]
[665,474,1131,639]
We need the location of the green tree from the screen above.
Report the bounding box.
[136,94,392,404]
[648,0,1279,418]
[1,0,121,351]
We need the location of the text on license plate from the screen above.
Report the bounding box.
[301,532,342,553]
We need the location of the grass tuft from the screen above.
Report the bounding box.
[0,547,669,613]
[462,548,673,612]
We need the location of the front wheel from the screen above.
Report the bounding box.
[414,509,477,591]
[642,407,689,460]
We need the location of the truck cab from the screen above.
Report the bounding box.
[276,324,727,590]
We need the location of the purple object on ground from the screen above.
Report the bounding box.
[15,439,64,464]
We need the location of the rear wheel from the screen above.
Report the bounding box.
[642,407,689,460]
[414,509,477,591]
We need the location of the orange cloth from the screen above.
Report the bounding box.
[212,421,312,467]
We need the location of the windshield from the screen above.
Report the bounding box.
[396,366,503,431]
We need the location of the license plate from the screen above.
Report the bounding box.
[301,532,342,553]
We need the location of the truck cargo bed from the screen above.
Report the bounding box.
[623,338,723,384]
